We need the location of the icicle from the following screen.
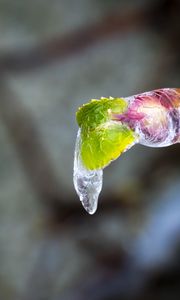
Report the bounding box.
[73,130,103,214]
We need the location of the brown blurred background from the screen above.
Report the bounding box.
[0,0,179,299]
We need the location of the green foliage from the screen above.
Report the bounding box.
[76,97,136,170]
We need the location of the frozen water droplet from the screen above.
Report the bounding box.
[73,130,103,214]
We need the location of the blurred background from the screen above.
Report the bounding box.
[0,0,179,299]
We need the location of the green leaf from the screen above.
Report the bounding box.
[76,97,137,170]
[80,121,136,170]
[76,97,127,130]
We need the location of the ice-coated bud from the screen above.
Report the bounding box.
[74,88,180,214]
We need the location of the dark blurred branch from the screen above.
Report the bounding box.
[0,4,157,73]
[0,77,63,210]
[0,0,177,74]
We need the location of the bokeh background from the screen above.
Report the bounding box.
[0,0,179,299]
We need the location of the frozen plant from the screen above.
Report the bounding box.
[73,88,180,214]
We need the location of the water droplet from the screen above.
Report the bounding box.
[73,130,103,214]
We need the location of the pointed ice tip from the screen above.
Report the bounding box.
[79,194,98,215]
[83,205,97,215]
[73,129,103,215]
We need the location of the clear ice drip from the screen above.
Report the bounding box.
[73,130,103,214]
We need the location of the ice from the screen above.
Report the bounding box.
[135,105,179,148]
[125,89,180,148]
[73,129,103,214]
[73,89,180,214]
